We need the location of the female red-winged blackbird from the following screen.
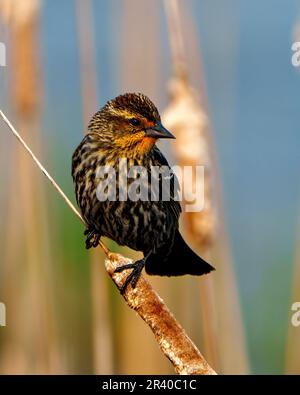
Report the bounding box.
[72,93,214,293]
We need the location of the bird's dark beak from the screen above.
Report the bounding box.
[145,122,175,139]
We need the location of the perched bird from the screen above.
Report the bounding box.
[72,93,215,293]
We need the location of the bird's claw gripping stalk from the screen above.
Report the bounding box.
[114,257,147,294]
[84,228,101,249]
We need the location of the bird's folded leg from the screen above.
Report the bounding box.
[84,227,101,249]
[114,252,151,294]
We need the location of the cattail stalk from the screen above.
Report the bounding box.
[163,0,218,369]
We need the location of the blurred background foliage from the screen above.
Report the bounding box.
[0,0,299,374]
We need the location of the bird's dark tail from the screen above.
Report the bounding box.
[145,230,215,277]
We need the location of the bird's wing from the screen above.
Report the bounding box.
[145,229,215,276]
[152,147,181,223]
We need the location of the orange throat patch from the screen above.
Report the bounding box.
[115,132,157,156]
[137,137,157,154]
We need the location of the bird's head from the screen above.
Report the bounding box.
[87,93,175,157]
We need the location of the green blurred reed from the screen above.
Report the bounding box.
[285,222,300,374]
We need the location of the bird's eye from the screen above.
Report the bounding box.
[130,118,140,126]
